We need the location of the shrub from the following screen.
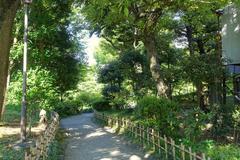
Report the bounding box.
[136,96,180,137]
[137,96,178,119]
[92,99,111,111]
[183,108,213,142]
[55,101,82,117]
[207,144,240,160]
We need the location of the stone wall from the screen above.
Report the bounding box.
[25,112,59,160]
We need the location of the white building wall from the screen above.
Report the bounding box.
[222,4,240,65]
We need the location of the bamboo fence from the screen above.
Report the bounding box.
[25,112,59,160]
[94,111,211,160]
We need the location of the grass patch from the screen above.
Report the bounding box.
[1,104,39,126]
[0,136,24,160]
[47,129,66,160]
[1,104,21,124]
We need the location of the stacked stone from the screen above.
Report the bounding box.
[25,112,59,160]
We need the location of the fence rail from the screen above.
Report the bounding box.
[94,111,211,160]
[25,112,59,160]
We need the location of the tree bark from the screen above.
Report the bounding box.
[1,67,11,120]
[186,25,194,55]
[144,34,168,97]
[0,0,20,120]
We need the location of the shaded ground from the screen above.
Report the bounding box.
[61,113,154,160]
[0,125,46,138]
[0,124,46,160]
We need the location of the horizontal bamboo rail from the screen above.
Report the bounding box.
[94,111,211,160]
[25,112,59,160]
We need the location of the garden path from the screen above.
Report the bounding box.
[61,113,154,160]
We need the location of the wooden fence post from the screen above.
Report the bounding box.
[164,135,168,160]
[189,147,192,160]
[171,138,176,160]
[152,129,155,151]
[181,143,185,160]
[193,152,197,160]
[202,153,206,160]
[135,124,138,139]
[147,127,150,146]
[139,125,142,144]
[142,125,145,147]
[93,112,211,160]
[157,131,161,155]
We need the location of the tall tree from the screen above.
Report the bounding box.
[10,0,86,102]
[175,0,228,110]
[0,0,20,119]
[80,0,182,97]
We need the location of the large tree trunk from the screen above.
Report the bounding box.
[1,67,11,120]
[144,34,168,97]
[0,0,20,120]
[186,25,194,55]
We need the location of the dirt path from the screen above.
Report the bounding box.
[61,113,153,160]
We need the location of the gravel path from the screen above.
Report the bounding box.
[61,113,153,160]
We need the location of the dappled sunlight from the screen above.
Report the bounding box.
[83,124,93,129]
[129,155,142,160]
[62,113,150,160]
[0,124,46,138]
[85,130,106,139]
[110,150,121,156]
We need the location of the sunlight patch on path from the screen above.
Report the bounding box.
[61,113,154,160]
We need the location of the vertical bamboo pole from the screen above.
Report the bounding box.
[193,152,197,160]
[131,124,134,137]
[142,125,145,147]
[152,129,155,151]
[147,127,150,146]
[202,153,206,160]
[157,131,161,155]
[140,125,142,144]
[171,138,176,160]
[181,143,185,160]
[164,135,168,160]
[189,147,192,160]
[135,124,138,139]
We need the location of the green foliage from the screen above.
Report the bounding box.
[1,104,21,123]
[136,96,177,119]
[47,129,65,160]
[182,54,224,84]
[232,106,240,129]
[94,39,118,67]
[136,96,180,137]
[211,103,235,137]
[55,101,81,117]
[98,50,154,109]
[92,98,111,111]
[98,61,124,85]
[180,139,240,160]
[183,108,213,142]
[0,137,24,160]
[8,68,58,110]
[102,85,121,100]
[55,91,102,116]
[207,144,240,160]
[10,0,87,105]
